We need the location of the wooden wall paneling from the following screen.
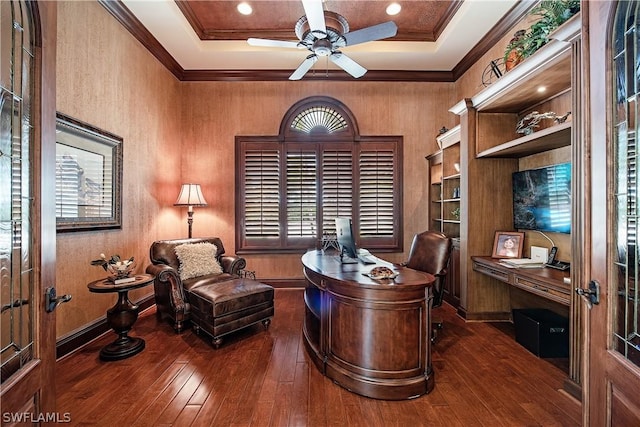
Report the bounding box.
[476,113,518,154]
[459,106,515,320]
[429,151,443,183]
[521,91,573,120]
[442,143,460,177]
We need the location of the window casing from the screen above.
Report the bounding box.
[236,97,402,254]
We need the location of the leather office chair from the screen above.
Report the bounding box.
[405,230,453,343]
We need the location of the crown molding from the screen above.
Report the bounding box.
[452,0,534,80]
[181,69,455,82]
[98,0,185,80]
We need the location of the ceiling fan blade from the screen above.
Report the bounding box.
[330,52,367,78]
[344,21,398,46]
[289,55,319,80]
[247,38,301,49]
[302,0,327,38]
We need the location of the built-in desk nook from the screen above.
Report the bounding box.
[301,250,435,400]
[471,256,571,306]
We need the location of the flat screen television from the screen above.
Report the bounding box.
[512,163,571,234]
[335,217,359,263]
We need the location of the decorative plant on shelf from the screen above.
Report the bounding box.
[504,0,580,70]
[451,207,460,220]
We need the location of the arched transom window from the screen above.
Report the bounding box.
[235,96,403,253]
[290,105,348,134]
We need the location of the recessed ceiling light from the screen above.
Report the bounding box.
[386,2,401,16]
[537,86,547,93]
[237,2,252,15]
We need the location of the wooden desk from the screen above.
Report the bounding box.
[471,256,571,305]
[301,250,435,400]
[88,274,154,361]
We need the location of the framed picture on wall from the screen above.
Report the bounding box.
[55,112,123,232]
[491,231,524,258]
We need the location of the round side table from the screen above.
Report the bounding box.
[87,273,154,361]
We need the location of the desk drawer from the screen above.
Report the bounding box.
[514,276,571,305]
[473,261,511,283]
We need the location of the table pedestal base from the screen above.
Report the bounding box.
[100,290,142,361]
[100,336,145,361]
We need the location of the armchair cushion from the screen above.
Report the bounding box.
[174,242,223,280]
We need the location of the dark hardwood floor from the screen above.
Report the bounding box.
[56,289,581,426]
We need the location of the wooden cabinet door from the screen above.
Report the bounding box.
[443,240,460,308]
[586,2,640,425]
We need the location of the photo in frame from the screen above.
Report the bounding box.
[491,231,525,258]
[55,112,123,232]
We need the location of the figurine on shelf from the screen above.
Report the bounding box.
[516,111,571,135]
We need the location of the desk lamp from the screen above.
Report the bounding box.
[174,183,208,238]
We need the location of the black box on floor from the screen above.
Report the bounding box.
[512,309,569,358]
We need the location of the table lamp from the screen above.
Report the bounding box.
[174,183,208,238]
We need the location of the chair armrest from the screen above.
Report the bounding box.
[219,255,246,276]
[145,263,188,313]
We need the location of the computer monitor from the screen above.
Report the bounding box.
[335,217,359,263]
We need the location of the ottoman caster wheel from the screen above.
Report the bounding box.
[212,337,223,349]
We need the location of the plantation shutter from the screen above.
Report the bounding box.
[286,148,317,240]
[359,145,396,239]
[321,149,353,234]
[243,146,281,243]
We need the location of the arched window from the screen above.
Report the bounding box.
[236,96,403,253]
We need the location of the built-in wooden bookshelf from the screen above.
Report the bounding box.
[427,125,461,307]
[447,12,582,398]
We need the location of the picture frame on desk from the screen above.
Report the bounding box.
[491,231,524,258]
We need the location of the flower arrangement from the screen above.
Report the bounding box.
[91,254,136,279]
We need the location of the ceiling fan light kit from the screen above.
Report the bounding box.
[246,0,397,80]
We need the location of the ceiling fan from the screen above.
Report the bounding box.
[247,0,398,80]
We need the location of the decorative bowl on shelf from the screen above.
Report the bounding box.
[106,261,136,280]
[91,254,136,281]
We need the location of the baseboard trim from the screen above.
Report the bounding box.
[562,378,583,402]
[56,294,156,360]
[458,310,512,322]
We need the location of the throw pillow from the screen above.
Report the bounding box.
[174,242,223,280]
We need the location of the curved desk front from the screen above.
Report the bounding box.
[301,250,436,400]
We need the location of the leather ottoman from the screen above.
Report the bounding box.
[186,278,274,348]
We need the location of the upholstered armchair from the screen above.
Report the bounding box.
[146,237,274,348]
[146,237,246,332]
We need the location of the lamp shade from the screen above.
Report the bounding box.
[174,184,208,207]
